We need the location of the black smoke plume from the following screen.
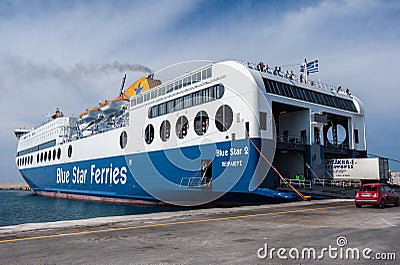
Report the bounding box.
[73,61,152,75]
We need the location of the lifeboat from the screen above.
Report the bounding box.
[79,75,162,121]
[80,106,101,122]
[99,96,128,116]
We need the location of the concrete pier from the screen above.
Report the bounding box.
[0,182,30,190]
[0,199,399,264]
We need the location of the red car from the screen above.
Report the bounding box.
[355,183,399,208]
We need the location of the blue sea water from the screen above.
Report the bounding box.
[0,190,181,227]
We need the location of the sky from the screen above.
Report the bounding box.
[0,0,399,182]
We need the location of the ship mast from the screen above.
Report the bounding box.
[119,74,127,96]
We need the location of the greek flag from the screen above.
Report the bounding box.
[300,59,319,73]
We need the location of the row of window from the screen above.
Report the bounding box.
[148,84,225,119]
[17,148,62,167]
[144,105,234,144]
[20,119,65,141]
[263,78,357,112]
[20,129,62,149]
[131,67,212,107]
[17,139,57,157]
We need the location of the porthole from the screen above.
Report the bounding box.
[176,116,189,139]
[194,111,209,136]
[40,153,43,162]
[30,155,33,164]
[44,151,47,162]
[57,148,61,160]
[37,154,40,163]
[53,149,56,160]
[215,105,233,132]
[48,151,51,161]
[68,145,72,158]
[144,124,154,144]
[120,131,128,149]
[160,120,171,142]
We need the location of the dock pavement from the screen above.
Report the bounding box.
[0,199,399,264]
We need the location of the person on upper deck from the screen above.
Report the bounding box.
[257,61,265,72]
[289,70,296,80]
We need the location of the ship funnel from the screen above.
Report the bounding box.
[124,75,162,98]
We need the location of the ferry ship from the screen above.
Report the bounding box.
[14,60,367,206]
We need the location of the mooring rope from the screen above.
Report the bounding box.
[247,137,310,201]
